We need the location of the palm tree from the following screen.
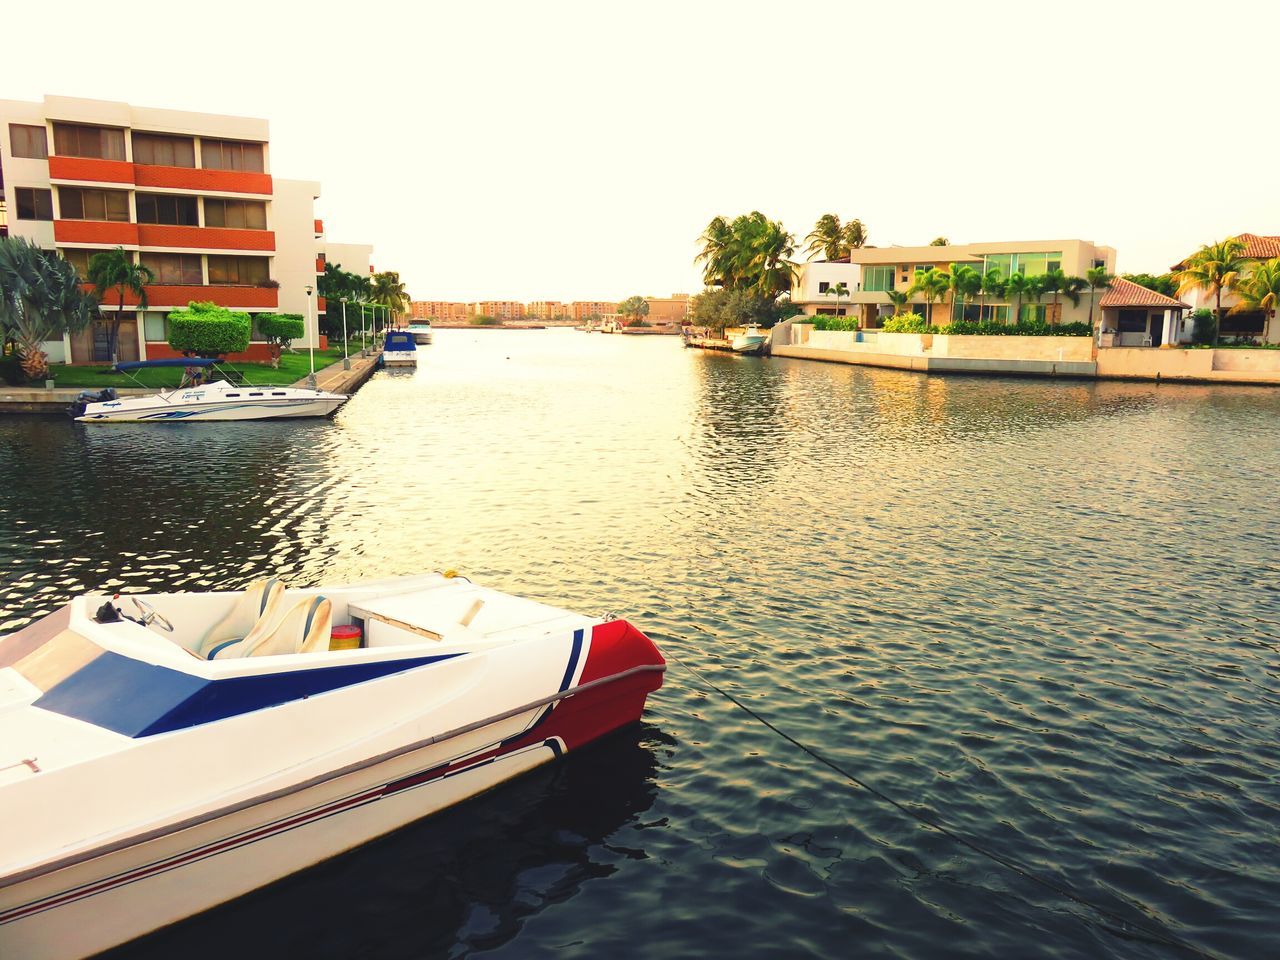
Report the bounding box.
[1085,266,1113,332]
[1176,237,1247,346]
[805,214,846,261]
[948,264,982,323]
[87,247,153,364]
[886,290,908,318]
[981,269,1006,323]
[0,238,97,380]
[1232,257,1280,340]
[617,295,650,326]
[842,219,868,250]
[370,271,409,324]
[696,215,733,286]
[930,237,950,247]
[825,282,849,317]
[907,267,950,325]
[735,212,797,299]
[1005,272,1031,324]
[1056,274,1088,331]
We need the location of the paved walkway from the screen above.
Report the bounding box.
[293,349,383,394]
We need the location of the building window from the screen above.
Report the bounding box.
[203,198,267,230]
[59,248,94,278]
[143,311,169,342]
[15,187,54,221]
[58,187,130,222]
[818,281,830,294]
[201,139,265,173]
[132,132,196,168]
[863,265,895,292]
[207,254,269,285]
[135,193,199,226]
[52,123,126,161]
[1092,258,1106,270]
[9,124,49,159]
[1020,304,1048,323]
[141,252,203,285]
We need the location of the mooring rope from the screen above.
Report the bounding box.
[664,647,1222,960]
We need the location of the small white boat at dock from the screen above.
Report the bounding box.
[731,324,768,353]
[407,321,433,344]
[382,330,418,367]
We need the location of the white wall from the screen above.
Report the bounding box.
[791,261,861,314]
[272,178,323,346]
[323,241,373,277]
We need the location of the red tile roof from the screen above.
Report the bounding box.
[1171,233,1280,269]
[1099,276,1189,309]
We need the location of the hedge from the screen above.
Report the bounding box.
[167,302,252,357]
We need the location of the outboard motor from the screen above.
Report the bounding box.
[67,387,117,419]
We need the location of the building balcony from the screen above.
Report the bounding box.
[315,255,325,273]
[136,225,275,251]
[84,283,280,309]
[54,220,140,246]
[316,296,327,313]
[133,165,272,196]
[48,156,135,185]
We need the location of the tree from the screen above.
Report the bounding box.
[885,290,909,317]
[948,264,982,322]
[696,216,733,287]
[689,287,788,335]
[618,295,651,325]
[930,237,950,247]
[1005,272,1032,324]
[906,267,950,324]
[1085,266,1114,331]
[1122,272,1177,297]
[1054,273,1088,331]
[257,313,305,368]
[0,237,97,381]
[825,282,850,317]
[843,219,867,250]
[370,271,409,323]
[1232,257,1280,341]
[167,301,252,358]
[1176,237,1246,346]
[86,247,154,365]
[805,214,846,261]
[695,211,797,297]
[980,269,1006,323]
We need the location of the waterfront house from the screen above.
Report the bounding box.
[843,239,1116,328]
[1172,233,1280,343]
[0,94,372,363]
[790,260,862,317]
[1096,277,1189,347]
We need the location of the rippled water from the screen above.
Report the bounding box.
[2,330,1278,960]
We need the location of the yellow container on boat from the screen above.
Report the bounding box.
[330,624,363,651]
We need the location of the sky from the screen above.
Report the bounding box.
[7,0,1279,302]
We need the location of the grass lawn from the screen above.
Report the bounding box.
[46,345,354,389]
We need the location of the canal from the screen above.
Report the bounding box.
[2,329,1277,959]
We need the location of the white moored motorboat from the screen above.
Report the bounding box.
[0,573,665,959]
[70,359,346,423]
[731,324,768,353]
[407,321,433,344]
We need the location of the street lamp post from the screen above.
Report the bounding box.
[340,298,350,370]
[304,284,317,389]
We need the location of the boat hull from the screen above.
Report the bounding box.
[382,351,417,366]
[76,396,346,422]
[731,335,766,353]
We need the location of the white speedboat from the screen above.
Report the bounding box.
[407,321,433,344]
[0,573,665,959]
[731,325,768,353]
[71,359,346,423]
[382,330,418,367]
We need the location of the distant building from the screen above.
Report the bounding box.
[643,294,691,325]
[526,301,570,320]
[1171,233,1280,342]
[474,301,525,321]
[570,301,617,322]
[410,301,468,322]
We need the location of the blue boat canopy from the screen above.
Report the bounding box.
[384,332,417,349]
[113,358,218,371]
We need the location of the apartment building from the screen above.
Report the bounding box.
[409,301,469,322]
[845,239,1116,327]
[0,95,365,362]
[570,301,617,321]
[474,301,525,321]
[526,301,569,320]
[644,294,691,325]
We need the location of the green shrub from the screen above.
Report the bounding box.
[167,302,252,357]
[1191,309,1217,345]
[933,319,1092,337]
[811,315,859,331]
[882,313,929,333]
[470,314,500,326]
[257,313,305,368]
[625,317,651,328]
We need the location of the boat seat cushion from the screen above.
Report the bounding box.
[196,578,284,658]
[213,596,332,659]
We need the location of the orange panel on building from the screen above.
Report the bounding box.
[136,225,275,251]
[54,220,140,246]
[85,284,278,309]
[133,166,272,196]
[47,156,135,185]
[144,342,276,363]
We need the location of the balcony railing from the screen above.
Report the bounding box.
[84,283,279,309]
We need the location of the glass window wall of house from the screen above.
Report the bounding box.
[984,252,1063,277]
[200,139,265,173]
[1020,304,1048,323]
[203,198,267,230]
[132,132,196,168]
[9,124,49,159]
[15,187,54,221]
[52,123,126,161]
[58,187,130,222]
[863,265,895,292]
[135,193,199,226]
[141,252,203,285]
[207,254,269,285]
